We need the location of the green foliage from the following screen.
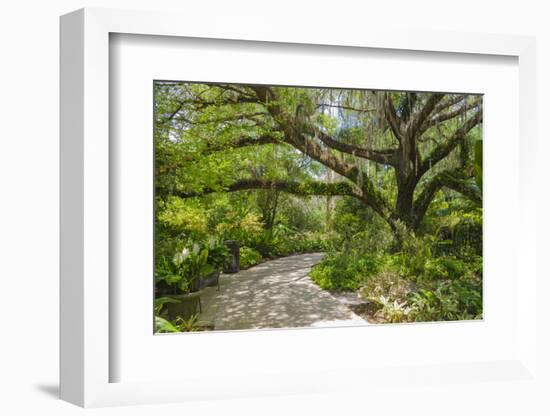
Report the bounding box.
[310,251,382,291]
[399,233,432,276]
[157,197,208,240]
[310,230,483,323]
[154,316,179,333]
[173,314,202,332]
[275,233,329,256]
[360,271,413,305]
[154,296,181,316]
[423,197,482,256]
[207,242,231,270]
[156,240,229,295]
[474,139,483,192]
[377,297,414,323]
[215,212,264,246]
[154,314,202,333]
[408,273,482,321]
[239,247,262,268]
[333,213,363,248]
[331,197,394,253]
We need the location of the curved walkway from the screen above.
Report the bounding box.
[198,252,367,330]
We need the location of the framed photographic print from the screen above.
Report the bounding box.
[60,7,540,409]
[150,80,484,333]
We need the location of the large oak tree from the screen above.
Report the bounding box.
[155,82,482,235]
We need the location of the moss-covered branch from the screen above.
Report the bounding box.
[413,169,482,227]
[172,179,364,200]
[417,110,482,180]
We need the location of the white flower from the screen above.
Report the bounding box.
[174,247,190,265]
[192,244,200,255]
[173,253,182,265]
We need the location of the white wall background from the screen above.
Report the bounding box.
[0,1,548,415]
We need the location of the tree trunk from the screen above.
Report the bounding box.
[395,173,418,228]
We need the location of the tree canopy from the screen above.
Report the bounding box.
[155,82,482,234]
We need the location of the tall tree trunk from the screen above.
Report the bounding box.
[395,172,418,228]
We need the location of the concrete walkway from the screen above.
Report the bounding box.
[198,252,368,330]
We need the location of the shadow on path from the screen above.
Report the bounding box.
[199,253,367,330]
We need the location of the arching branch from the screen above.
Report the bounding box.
[248,86,393,219]
[169,111,269,127]
[432,94,467,116]
[172,178,363,200]
[381,92,403,141]
[417,110,482,180]
[156,96,262,126]
[315,131,396,166]
[155,135,284,177]
[408,93,445,136]
[412,169,481,227]
[419,97,482,135]
[201,134,282,155]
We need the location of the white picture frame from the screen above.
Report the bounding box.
[60,7,539,408]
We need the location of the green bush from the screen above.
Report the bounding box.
[155,241,227,295]
[408,274,482,322]
[360,271,413,303]
[207,242,231,270]
[422,257,468,280]
[240,246,263,268]
[154,314,202,333]
[351,240,483,323]
[275,234,328,256]
[310,251,382,292]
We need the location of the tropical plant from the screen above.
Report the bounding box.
[155,316,179,333]
[239,246,263,268]
[154,314,202,333]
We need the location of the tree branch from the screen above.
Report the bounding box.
[417,110,482,179]
[201,134,282,155]
[170,111,269,127]
[432,94,466,115]
[412,169,481,227]
[155,135,284,177]
[381,92,403,141]
[315,131,396,165]
[171,178,363,200]
[419,97,482,134]
[249,86,394,219]
[408,93,445,136]
[157,95,262,126]
[316,103,375,113]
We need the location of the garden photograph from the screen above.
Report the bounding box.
[153,81,483,333]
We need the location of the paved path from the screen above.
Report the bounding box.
[198,253,367,330]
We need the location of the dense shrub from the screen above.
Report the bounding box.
[216,212,264,247]
[408,269,482,321]
[360,271,413,304]
[359,253,482,323]
[309,236,483,323]
[310,251,382,291]
[155,240,230,296]
[239,247,263,268]
[275,233,329,256]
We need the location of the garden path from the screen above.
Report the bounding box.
[198,252,368,330]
